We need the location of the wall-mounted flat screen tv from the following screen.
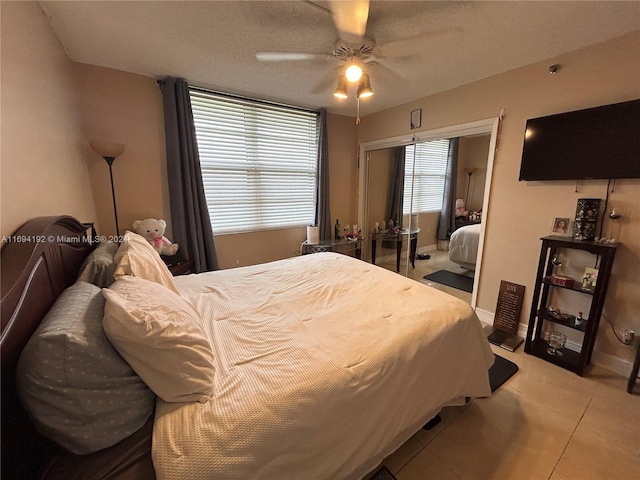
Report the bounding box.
[519,99,640,181]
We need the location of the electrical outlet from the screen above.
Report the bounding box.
[623,330,635,345]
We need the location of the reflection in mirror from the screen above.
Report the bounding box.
[364,134,491,291]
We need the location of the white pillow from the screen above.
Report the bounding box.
[113,231,179,293]
[102,276,215,403]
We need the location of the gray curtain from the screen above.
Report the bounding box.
[386,146,406,228]
[438,138,459,240]
[315,109,331,240]
[159,77,219,272]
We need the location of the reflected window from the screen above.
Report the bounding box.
[403,139,450,214]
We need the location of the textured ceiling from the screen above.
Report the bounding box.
[40,1,640,117]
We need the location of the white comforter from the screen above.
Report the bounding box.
[449,223,481,269]
[152,253,493,480]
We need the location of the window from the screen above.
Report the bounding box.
[403,139,450,214]
[189,88,318,234]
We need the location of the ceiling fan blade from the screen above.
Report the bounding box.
[329,0,370,43]
[310,66,342,94]
[256,52,331,62]
[375,28,463,60]
[365,60,407,85]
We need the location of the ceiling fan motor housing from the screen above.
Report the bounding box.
[333,38,375,62]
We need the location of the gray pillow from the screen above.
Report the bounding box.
[77,241,119,288]
[17,281,155,454]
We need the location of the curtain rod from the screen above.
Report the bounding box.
[189,85,318,115]
[156,79,318,115]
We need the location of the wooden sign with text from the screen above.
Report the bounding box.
[493,281,525,335]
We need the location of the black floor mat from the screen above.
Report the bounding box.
[423,270,473,293]
[489,354,519,392]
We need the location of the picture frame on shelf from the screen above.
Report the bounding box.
[581,267,598,290]
[410,109,421,129]
[550,217,571,236]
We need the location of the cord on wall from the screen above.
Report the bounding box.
[603,312,634,345]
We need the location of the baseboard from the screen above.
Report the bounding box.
[474,308,631,377]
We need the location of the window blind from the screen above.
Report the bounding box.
[189,89,318,234]
[403,139,450,214]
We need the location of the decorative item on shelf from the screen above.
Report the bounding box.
[581,267,598,290]
[550,254,563,275]
[547,306,573,324]
[572,198,600,241]
[547,331,567,356]
[607,207,622,241]
[574,312,584,328]
[334,219,341,240]
[550,217,571,237]
[89,140,125,237]
[551,274,574,287]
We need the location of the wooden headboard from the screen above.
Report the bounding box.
[1,216,93,478]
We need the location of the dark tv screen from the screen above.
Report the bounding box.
[519,99,640,181]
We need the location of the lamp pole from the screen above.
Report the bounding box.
[104,156,120,237]
[464,167,478,209]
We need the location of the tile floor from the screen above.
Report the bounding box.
[375,248,474,303]
[370,250,640,480]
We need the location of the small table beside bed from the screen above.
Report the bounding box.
[1,215,494,479]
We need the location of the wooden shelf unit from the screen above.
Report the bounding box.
[524,236,618,376]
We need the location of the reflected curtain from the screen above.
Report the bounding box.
[315,109,331,240]
[386,146,405,228]
[437,138,459,241]
[159,77,219,272]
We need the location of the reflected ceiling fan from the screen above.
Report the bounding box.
[256,0,436,102]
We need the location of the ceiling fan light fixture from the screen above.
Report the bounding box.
[345,63,362,83]
[333,75,349,99]
[357,74,373,98]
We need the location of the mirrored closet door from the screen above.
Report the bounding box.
[358,118,499,305]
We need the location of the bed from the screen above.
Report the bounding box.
[2,216,494,479]
[449,223,482,270]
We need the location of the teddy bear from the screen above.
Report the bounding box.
[132,218,179,256]
[455,199,467,218]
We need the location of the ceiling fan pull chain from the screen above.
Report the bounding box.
[356,97,361,125]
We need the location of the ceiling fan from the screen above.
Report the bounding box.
[255,0,418,101]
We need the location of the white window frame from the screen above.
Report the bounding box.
[189,88,319,235]
[403,139,450,215]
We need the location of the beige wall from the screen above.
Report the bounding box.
[359,31,640,367]
[73,64,169,238]
[457,135,490,213]
[367,148,393,240]
[327,113,358,228]
[1,2,96,238]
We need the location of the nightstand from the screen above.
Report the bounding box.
[167,260,194,276]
